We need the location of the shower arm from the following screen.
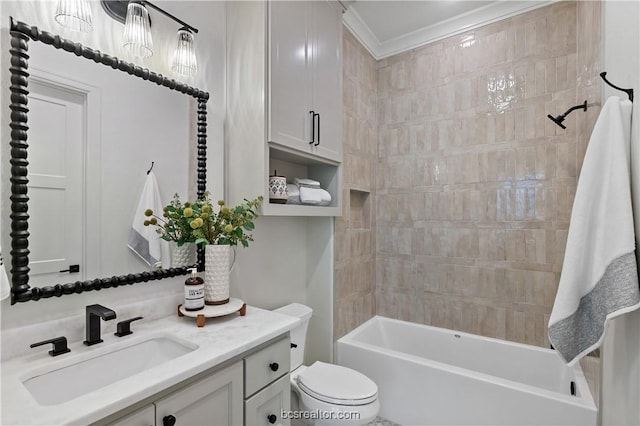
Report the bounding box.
[547,100,588,130]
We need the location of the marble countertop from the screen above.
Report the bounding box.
[1,305,299,425]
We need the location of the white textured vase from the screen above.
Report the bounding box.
[204,245,234,305]
[171,242,196,268]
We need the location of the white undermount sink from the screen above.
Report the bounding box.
[22,335,198,406]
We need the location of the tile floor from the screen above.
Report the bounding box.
[365,416,401,426]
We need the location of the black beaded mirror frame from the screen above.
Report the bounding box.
[8,18,209,304]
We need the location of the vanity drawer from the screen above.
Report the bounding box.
[244,374,291,426]
[244,337,290,397]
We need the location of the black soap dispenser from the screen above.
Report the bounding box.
[184,268,204,311]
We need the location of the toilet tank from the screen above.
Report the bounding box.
[274,303,313,370]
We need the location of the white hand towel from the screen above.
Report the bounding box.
[548,96,640,365]
[299,186,323,205]
[128,172,170,268]
[294,177,320,188]
[0,247,9,301]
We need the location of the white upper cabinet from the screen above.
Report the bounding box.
[227,0,343,216]
[269,1,343,163]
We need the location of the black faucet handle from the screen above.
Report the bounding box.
[30,336,71,357]
[115,316,144,337]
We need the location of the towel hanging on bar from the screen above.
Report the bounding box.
[548,96,639,365]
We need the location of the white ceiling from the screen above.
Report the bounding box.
[343,0,555,59]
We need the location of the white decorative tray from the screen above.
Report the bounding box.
[177,298,246,327]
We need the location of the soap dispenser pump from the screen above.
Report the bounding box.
[184,268,204,311]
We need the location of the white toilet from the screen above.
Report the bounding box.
[274,303,380,426]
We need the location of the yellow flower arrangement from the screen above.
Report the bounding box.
[144,192,263,248]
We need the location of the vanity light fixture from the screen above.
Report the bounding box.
[122,1,153,58]
[102,0,199,76]
[54,0,94,33]
[172,28,198,77]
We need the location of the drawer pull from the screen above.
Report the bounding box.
[269,362,279,372]
[291,343,298,348]
[267,414,277,424]
[163,415,176,426]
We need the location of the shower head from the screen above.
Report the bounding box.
[547,100,587,130]
[547,114,567,129]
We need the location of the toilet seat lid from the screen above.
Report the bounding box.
[297,361,378,406]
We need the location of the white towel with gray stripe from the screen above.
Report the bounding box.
[549,96,639,365]
[128,171,170,268]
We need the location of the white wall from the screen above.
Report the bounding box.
[601,1,640,425]
[224,0,334,363]
[0,0,226,329]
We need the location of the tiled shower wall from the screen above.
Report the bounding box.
[375,1,601,348]
[336,1,602,349]
[334,30,378,340]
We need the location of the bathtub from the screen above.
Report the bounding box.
[336,316,596,425]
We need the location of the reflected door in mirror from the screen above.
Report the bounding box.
[27,80,85,287]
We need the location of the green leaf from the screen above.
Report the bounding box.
[244,221,255,230]
[241,240,249,248]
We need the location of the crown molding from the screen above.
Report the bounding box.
[344,1,557,60]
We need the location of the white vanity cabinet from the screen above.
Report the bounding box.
[107,405,155,426]
[104,361,243,426]
[245,375,291,426]
[102,338,291,426]
[154,361,243,426]
[269,0,342,162]
[227,0,343,217]
[243,337,291,426]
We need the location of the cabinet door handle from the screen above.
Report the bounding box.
[309,111,315,144]
[267,414,277,424]
[313,113,320,146]
[163,414,176,426]
[269,362,279,372]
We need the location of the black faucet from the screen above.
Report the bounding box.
[83,304,116,346]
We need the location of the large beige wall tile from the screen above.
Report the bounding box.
[373,1,600,350]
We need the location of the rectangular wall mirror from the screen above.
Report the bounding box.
[8,18,209,304]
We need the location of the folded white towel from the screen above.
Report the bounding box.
[128,172,170,268]
[288,184,331,206]
[0,248,9,301]
[319,189,332,206]
[294,177,320,188]
[287,184,301,204]
[299,185,323,205]
[548,96,640,365]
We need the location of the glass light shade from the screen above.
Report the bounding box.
[123,2,153,58]
[54,0,93,32]
[172,29,198,77]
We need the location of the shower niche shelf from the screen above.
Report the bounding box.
[349,188,371,230]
